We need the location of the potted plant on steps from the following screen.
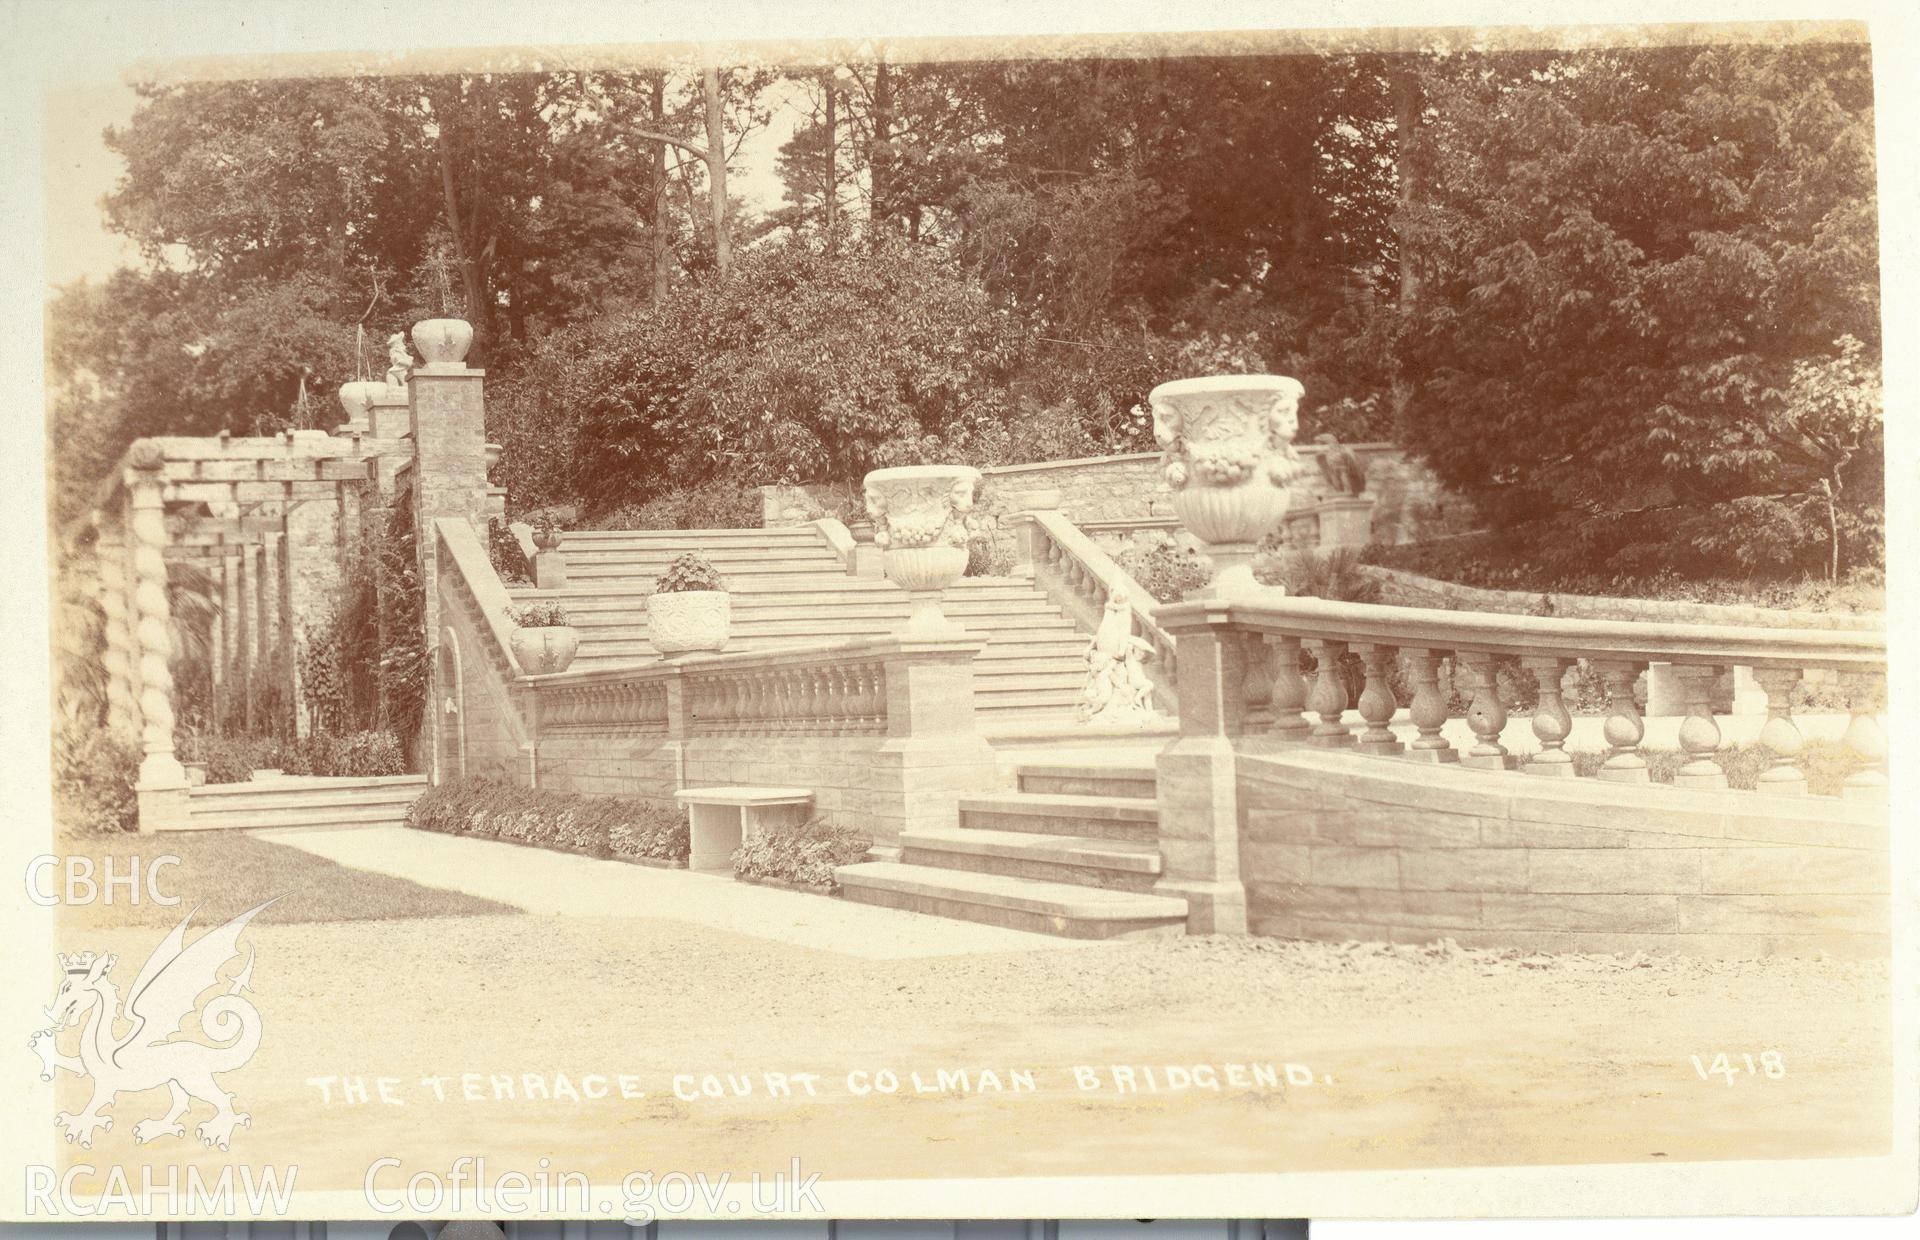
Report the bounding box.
[506,601,580,675]
[646,553,730,656]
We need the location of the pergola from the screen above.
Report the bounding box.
[72,429,415,801]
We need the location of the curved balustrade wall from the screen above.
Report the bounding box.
[1152,592,1890,955]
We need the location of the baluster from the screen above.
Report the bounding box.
[1302,638,1355,746]
[1399,647,1458,762]
[1352,643,1403,755]
[1522,655,1574,777]
[1840,669,1887,802]
[868,663,889,731]
[1750,666,1807,796]
[1242,634,1275,727]
[1671,663,1727,789]
[805,666,828,731]
[1457,652,1511,770]
[1591,658,1648,783]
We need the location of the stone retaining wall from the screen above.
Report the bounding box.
[1237,747,1888,958]
[760,446,1476,550]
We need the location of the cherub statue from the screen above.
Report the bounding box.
[1314,432,1368,496]
[384,333,413,389]
[1079,586,1157,726]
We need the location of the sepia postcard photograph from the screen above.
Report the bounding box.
[0,0,1914,1228]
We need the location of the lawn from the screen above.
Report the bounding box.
[51,827,520,932]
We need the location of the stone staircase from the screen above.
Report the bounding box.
[511,526,1092,725]
[836,758,1187,939]
[176,774,429,832]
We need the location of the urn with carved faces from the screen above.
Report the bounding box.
[863,465,980,635]
[1149,374,1310,596]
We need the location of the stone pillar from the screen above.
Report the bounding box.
[127,454,188,830]
[95,526,140,743]
[369,388,412,441]
[532,527,568,590]
[407,335,489,675]
[257,530,286,736]
[1314,495,1377,548]
[284,495,342,738]
[868,633,999,855]
[236,544,258,733]
[1152,611,1250,935]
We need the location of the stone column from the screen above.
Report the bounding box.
[127,453,188,830]
[407,336,489,676]
[868,633,1000,855]
[1314,495,1376,548]
[283,495,342,738]
[257,530,286,736]
[95,526,140,743]
[236,543,258,732]
[1152,610,1251,935]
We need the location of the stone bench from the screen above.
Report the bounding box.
[675,786,814,873]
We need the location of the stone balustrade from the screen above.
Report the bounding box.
[1009,507,1178,708]
[1156,592,1889,801]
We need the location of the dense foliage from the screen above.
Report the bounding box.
[505,602,570,628]
[51,41,1882,581]
[731,816,873,891]
[408,778,690,862]
[1395,45,1881,577]
[53,729,142,834]
[179,731,407,783]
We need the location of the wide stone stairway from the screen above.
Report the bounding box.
[510,525,1092,725]
[836,757,1188,939]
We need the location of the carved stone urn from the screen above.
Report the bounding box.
[646,592,730,655]
[412,317,474,366]
[510,626,580,675]
[1149,374,1311,596]
[336,380,387,426]
[864,464,981,635]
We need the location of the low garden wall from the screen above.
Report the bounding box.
[1236,747,1889,958]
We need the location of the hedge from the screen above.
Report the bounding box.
[407,778,689,863]
[732,816,872,892]
[179,732,407,783]
[53,727,141,834]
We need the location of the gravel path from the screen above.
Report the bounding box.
[44,908,1890,1196]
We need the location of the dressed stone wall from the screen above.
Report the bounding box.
[1236,747,1888,958]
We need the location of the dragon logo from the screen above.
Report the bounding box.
[29,900,272,1151]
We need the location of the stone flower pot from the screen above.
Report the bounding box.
[863,464,981,634]
[647,591,730,655]
[1148,374,1310,597]
[412,317,474,365]
[484,442,503,475]
[335,380,387,425]
[510,625,581,675]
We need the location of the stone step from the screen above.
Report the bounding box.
[560,527,821,542]
[899,826,1163,893]
[183,785,427,814]
[177,801,421,832]
[971,670,1084,692]
[547,599,1070,624]
[185,783,426,802]
[835,861,1187,940]
[957,791,1160,842]
[1015,763,1159,800]
[514,580,1047,602]
[970,688,1087,714]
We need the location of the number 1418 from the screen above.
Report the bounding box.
[1691,1051,1786,1083]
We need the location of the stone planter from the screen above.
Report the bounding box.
[646,590,730,655]
[510,625,581,675]
[863,464,981,634]
[412,317,474,365]
[335,380,387,425]
[1149,374,1310,597]
[484,442,503,475]
[183,761,208,788]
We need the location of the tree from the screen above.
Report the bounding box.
[1393,43,1881,575]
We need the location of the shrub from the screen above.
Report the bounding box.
[1116,542,1212,604]
[654,553,727,594]
[506,601,569,628]
[1259,546,1381,602]
[488,519,533,585]
[280,731,407,778]
[585,478,764,531]
[1567,740,1866,797]
[180,734,283,783]
[731,815,872,891]
[53,727,141,834]
[965,539,1014,577]
[407,778,690,862]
